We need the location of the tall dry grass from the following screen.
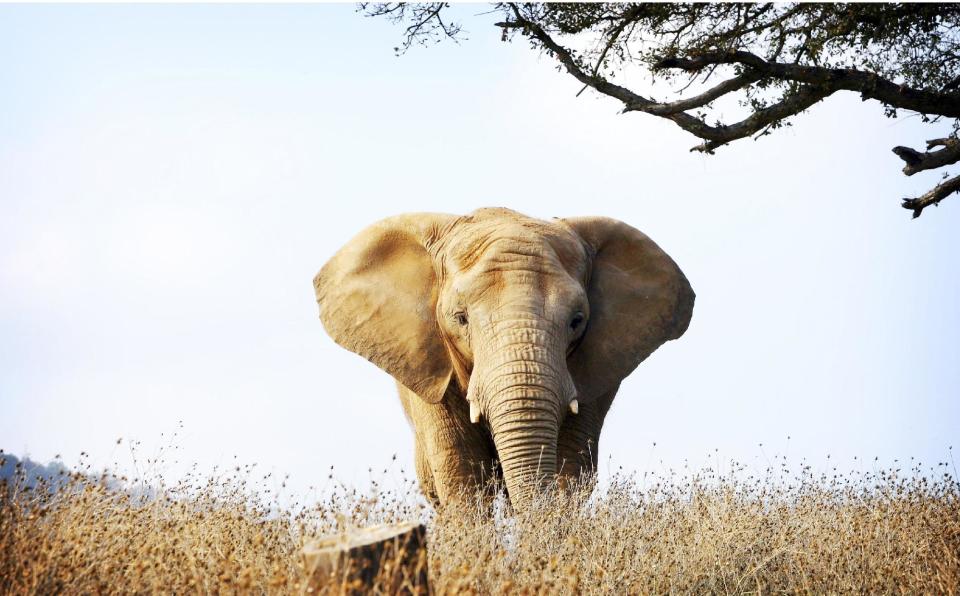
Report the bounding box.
[2,447,958,594]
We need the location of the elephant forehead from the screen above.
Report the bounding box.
[436,213,590,293]
[445,224,533,266]
[446,258,587,318]
[448,221,583,268]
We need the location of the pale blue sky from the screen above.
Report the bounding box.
[1,4,957,497]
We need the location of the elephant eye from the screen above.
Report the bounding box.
[454,312,469,326]
[570,312,584,331]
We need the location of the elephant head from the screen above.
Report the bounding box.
[314,208,694,509]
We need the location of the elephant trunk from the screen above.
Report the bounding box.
[473,321,572,510]
[488,385,560,508]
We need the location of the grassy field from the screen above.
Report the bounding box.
[1,450,958,594]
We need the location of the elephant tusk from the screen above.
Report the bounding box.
[469,400,481,424]
[569,399,579,415]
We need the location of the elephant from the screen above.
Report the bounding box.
[313,208,694,511]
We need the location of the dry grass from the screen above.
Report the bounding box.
[2,447,958,595]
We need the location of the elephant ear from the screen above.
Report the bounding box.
[313,213,456,404]
[562,217,695,400]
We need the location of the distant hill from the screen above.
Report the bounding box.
[1,450,156,500]
[0,451,72,492]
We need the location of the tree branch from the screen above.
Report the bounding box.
[363,2,459,53]
[625,71,762,116]
[576,6,643,98]
[654,50,960,118]
[502,8,829,153]
[496,10,645,108]
[496,5,960,218]
[682,84,832,152]
[892,137,960,176]
[902,173,960,218]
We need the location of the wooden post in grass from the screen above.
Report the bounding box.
[301,521,429,594]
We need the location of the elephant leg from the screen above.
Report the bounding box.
[557,408,600,485]
[557,388,615,490]
[425,427,495,505]
[430,451,486,504]
[398,382,494,506]
[413,435,440,507]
